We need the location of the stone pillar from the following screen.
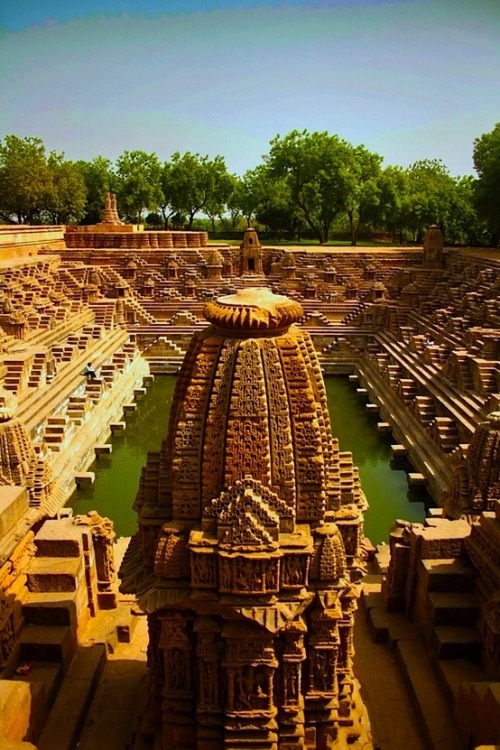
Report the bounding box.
[194,617,222,749]
[223,624,278,750]
[74,511,118,609]
[279,620,307,749]
[160,613,195,749]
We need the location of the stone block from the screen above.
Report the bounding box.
[408,472,427,485]
[37,644,106,750]
[95,444,112,455]
[110,421,126,433]
[427,592,479,626]
[74,472,95,486]
[0,680,33,742]
[432,625,481,659]
[0,486,29,538]
[35,519,83,558]
[22,588,88,632]
[417,520,471,559]
[391,444,407,456]
[19,624,76,665]
[27,557,84,593]
[97,590,118,610]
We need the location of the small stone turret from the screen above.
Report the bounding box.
[0,392,54,506]
[443,411,500,518]
[240,227,264,276]
[423,224,444,267]
[100,192,124,226]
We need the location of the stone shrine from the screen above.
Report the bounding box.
[121,288,367,749]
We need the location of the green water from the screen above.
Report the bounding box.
[325,376,426,543]
[68,376,177,538]
[69,374,426,543]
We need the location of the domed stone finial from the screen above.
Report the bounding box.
[203,287,303,334]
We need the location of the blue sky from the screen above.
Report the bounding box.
[1,0,499,177]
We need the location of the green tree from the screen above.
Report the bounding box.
[162,152,232,230]
[446,176,483,246]
[75,156,116,224]
[228,167,268,227]
[375,166,412,243]
[0,135,51,223]
[403,159,457,242]
[204,171,238,233]
[115,150,164,223]
[45,153,87,224]
[255,176,299,238]
[342,145,383,245]
[473,123,500,246]
[265,130,355,244]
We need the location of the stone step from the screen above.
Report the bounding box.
[22,591,85,630]
[12,660,63,727]
[27,557,84,593]
[408,472,427,485]
[394,639,465,750]
[431,626,482,659]
[427,592,479,626]
[75,472,95,486]
[421,559,474,593]
[37,644,107,750]
[19,624,76,666]
[95,444,112,456]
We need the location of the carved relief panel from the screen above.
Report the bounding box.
[281,553,310,589]
[218,554,280,595]
[190,549,217,588]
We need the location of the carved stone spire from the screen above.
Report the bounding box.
[123,286,368,749]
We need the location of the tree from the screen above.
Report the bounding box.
[162,152,232,230]
[255,176,299,238]
[115,150,164,223]
[45,153,87,224]
[0,135,52,223]
[376,166,412,243]
[265,130,355,244]
[403,159,458,242]
[473,123,500,247]
[342,145,383,245]
[75,156,116,224]
[228,167,268,227]
[446,176,483,246]
[204,171,238,233]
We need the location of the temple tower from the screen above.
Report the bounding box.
[121,288,367,749]
[240,228,264,276]
[423,224,444,267]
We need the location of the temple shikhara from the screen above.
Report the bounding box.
[121,287,367,748]
[0,198,498,749]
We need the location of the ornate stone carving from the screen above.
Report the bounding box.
[129,284,366,748]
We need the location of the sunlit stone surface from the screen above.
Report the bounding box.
[122,287,368,749]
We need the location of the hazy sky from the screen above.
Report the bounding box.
[1,0,499,177]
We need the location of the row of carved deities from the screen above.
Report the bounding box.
[156,617,354,713]
[150,527,360,588]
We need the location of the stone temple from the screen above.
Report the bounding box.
[0,207,499,750]
[121,287,367,749]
